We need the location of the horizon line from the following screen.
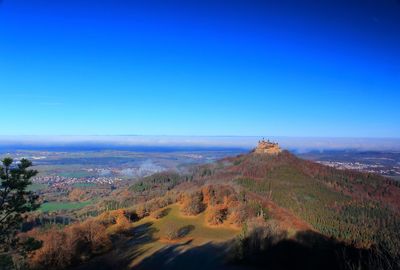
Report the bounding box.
[1,135,400,139]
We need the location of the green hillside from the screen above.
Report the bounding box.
[209,151,400,255]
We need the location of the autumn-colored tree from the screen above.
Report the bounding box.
[202,185,237,207]
[207,206,228,225]
[228,204,248,226]
[30,228,74,269]
[164,223,183,241]
[30,219,111,269]
[181,191,205,216]
[151,208,167,219]
[71,219,112,255]
[135,204,149,219]
[202,185,215,205]
[68,188,87,202]
[107,209,131,234]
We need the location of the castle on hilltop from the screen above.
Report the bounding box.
[254,138,282,155]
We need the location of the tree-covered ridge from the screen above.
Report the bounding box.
[218,151,400,256]
[129,171,183,193]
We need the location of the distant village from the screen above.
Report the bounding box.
[32,175,122,189]
[316,160,400,178]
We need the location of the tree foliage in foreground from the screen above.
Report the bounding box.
[0,158,40,250]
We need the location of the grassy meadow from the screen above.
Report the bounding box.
[79,203,240,269]
[40,201,93,212]
[136,204,239,244]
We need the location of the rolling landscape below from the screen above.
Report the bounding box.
[1,141,399,269]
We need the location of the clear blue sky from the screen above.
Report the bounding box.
[1,0,399,137]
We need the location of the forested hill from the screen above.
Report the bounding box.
[193,150,400,255]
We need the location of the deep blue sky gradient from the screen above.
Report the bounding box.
[1,0,399,137]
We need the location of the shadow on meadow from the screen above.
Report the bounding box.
[133,229,398,270]
[133,240,232,270]
[73,228,398,270]
[171,224,195,239]
[73,222,158,270]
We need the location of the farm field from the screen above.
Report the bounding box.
[40,200,93,212]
